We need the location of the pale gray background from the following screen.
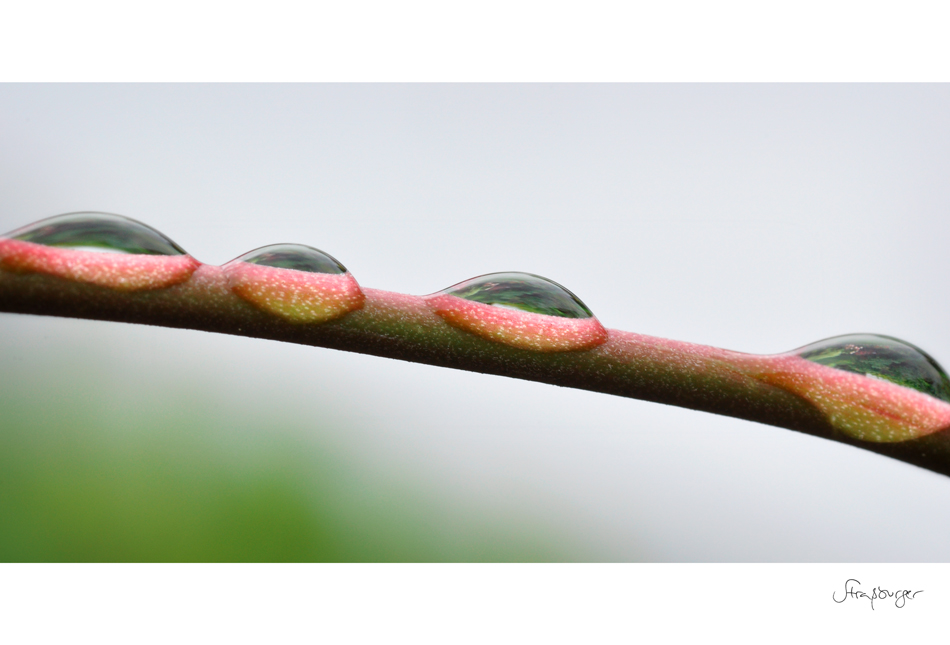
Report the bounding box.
[2,84,949,560]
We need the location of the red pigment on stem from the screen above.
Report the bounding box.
[224,261,364,323]
[0,239,200,291]
[424,293,608,352]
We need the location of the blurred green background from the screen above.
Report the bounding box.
[0,317,578,562]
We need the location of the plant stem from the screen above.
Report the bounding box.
[3,263,950,478]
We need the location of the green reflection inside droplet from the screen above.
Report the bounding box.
[442,272,594,319]
[229,244,347,275]
[6,212,187,256]
[797,333,950,403]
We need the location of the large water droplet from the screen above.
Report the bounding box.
[796,334,950,403]
[426,272,607,352]
[4,212,188,255]
[0,212,199,290]
[440,272,594,318]
[230,243,347,274]
[224,244,364,324]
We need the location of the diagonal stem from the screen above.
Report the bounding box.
[3,262,950,478]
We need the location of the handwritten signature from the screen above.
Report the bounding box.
[833,578,923,610]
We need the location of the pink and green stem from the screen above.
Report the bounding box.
[3,213,950,479]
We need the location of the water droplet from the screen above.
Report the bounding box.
[796,334,950,403]
[224,244,364,323]
[441,272,594,318]
[425,272,607,352]
[752,334,950,443]
[0,212,200,290]
[5,212,187,255]
[232,243,347,274]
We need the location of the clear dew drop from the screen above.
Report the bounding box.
[796,334,950,403]
[225,243,347,274]
[428,271,607,352]
[440,272,595,319]
[4,212,188,255]
[223,243,363,324]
